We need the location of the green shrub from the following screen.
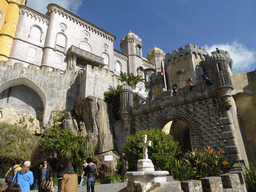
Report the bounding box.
[29,117,34,123]
[123,128,181,171]
[0,123,40,177]
[245,166,256,192]
[104,85,122,121]
[52,176,58,186]
[38,126,95,174]
[169,147,233,181]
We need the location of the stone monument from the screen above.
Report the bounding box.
[127,135,169,192]
[137,135,154,172]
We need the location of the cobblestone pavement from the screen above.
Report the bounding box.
[30,182,128,192]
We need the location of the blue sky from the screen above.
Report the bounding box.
[27,0,256,74]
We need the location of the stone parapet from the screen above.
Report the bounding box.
[165,44,208,63]
[181,180,202,192]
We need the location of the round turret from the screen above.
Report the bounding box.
[147,47,164,60]
[120,82,133,114]
[203,50,233,95]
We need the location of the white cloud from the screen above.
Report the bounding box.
[27,0,82,14]
[204,42,256,73]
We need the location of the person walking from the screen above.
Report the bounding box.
[78,159,87,187]
[60,166,78,192]
[84,158,97,192]
[56,158,69,192]
[11,161,34,192]
[38,160,53,192]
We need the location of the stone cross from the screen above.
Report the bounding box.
[139,135,151,159]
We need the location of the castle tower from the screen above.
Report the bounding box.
[203,50,249,166]
[0,0,27,61]
[147,47,165,73]
[165,44,208,89]
[120,32,143,75]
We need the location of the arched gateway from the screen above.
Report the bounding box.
[119,51,249,166]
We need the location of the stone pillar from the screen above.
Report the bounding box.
[42,5,57,67]
[67,54,77,71]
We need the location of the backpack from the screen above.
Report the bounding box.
[5,167,15,184]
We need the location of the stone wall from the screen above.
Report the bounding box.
[231,71,256,169]
[78,64,121,100]
[0,61,78,126]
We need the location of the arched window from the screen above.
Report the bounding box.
[29,25,42,42]
[102,53,109,65]
[115,61,122,73]
[136,45,141,56]
[56,33,67,48]
[27,47,37,59]
[80,42,91,52]
[137,67,144,77]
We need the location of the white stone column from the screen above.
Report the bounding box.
[42,7,57,67]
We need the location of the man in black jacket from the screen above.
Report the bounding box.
[84,157,97,192]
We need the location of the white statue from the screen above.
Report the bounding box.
[139,135,152,159]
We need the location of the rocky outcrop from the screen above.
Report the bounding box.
[75,96,114,153]
[0,107,41,134]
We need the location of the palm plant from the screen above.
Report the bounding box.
[120,72,144,89]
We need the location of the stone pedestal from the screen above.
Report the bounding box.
[137,159,155,172]
[127,170,169,192]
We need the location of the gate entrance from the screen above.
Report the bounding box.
[162,119,192,153]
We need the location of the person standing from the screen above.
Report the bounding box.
[187,78,194,92]
[121,153,128,182]
[5,160,23,185]
[56,158,69,192]
[172,84,178,96]
[79,159,87,186]
[60,166,78,192]
[11,161,34,192]
[84,158,97,192]
[38,160,53,192]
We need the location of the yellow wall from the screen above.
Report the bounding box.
[166,53,204,89]
[0,0,26,61]
[234,93,256,169]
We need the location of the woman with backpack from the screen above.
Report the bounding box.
[11,161,34,192]
[5,160,23,185]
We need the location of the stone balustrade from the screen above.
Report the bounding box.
[152,172,247,192]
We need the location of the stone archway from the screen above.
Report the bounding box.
[132,108,202,151]
[0,78,49,125]
[162,119,192,153]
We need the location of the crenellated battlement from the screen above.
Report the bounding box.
[0,61,78,77]
[78,64,122,85]
[165,44,209,63]
[20,6,49,24]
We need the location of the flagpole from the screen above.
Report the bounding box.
[161,59,167,91]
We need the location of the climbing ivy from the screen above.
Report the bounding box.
[104,85,122,121]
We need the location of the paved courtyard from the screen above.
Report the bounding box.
[30,182,128,192]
